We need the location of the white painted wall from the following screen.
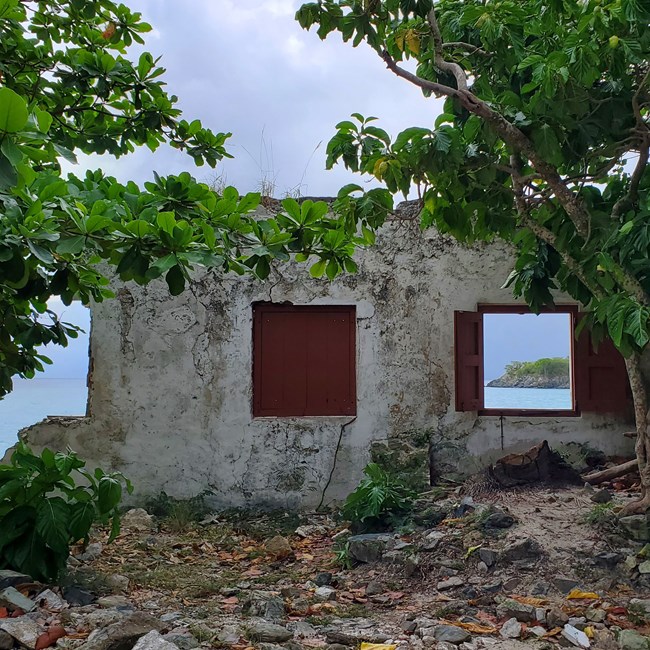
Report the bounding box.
[22,213,635,507]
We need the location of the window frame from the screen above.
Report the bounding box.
[252,303,357,418]
[476,304,579,417]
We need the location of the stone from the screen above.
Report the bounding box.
[531,581,550,595]
[68,608,127,631]
[478,548,498,567]
[547,608,570,628]
[593,552,622,568]
[365,581,383,596]
[499,618,522,639]
[553,577,580,594]
[347,534,394,563]
[437,577,464,591]
[618,629,650,650]
[97,595,133,609]
[163,630,200,649]
[586,607,606,623]
[121,508,156,532]
[0,630,12,650]
[484,511,515,529]
[160,612,183,623]
[266,535,293,560]
[619,515,650,543]
[500,538,542,563]
[0,570,32,590]
[535,608,547,623]
[77,611,163,650]
[639,560,650,574]
[562,624,590,648]
[259,644,286,650]
[496,599,536,623]
[421,530,445,551]
[106,574,130,593]
[132,630,179,650]
[79,541,103,561]
[324,620,390,645]
[0,586,36,612]
[314,586,336,602]
[62,586,95,606]
[530,626,547,637]
[0,618,42,650]
[314,572,333,586]
[245,620,293,643]
[295,525,326,538]
[217,625,241,644]
[292,598,310,615]
[630,599,650,616]
[242,595,285,620]
[433,626,471,645]
[590,489,612,504]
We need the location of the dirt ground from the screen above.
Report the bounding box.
[60,480,649,650]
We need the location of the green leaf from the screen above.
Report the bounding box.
[97,476,122,514]
[56,235,86,255]
[69,502,96,543]
[53,144,78,165]
[0,87,29,133]
[35,497,71,553]
[309,259,327,278]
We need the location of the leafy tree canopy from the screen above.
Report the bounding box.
[0,0,387,397]
[296,0,650,508]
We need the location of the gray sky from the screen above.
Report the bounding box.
[73,0,442,195]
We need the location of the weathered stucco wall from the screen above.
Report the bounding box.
[22,212,635,508]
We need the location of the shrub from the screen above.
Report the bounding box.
[341,463,416,530]
[0,442,132,582]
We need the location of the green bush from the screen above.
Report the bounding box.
[341,463,416,530]
[0,442,132,582]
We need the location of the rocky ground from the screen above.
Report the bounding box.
[1,482,649,650]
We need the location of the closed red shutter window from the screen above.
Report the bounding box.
[454,310,484,411]
[253,304,356,417]
[574,315,630,413]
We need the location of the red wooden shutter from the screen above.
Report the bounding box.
[454,311,483,411]
[253,305,356,416]
[574,314,629,413]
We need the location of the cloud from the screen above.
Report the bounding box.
[66,0,443,198]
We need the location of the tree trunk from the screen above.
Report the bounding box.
[620,352,650,514]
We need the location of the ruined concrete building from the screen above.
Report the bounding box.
[24,204,634,508]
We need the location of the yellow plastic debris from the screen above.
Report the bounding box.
[360,644,397,650]
[566,588,600,600]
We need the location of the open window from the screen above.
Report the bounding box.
[253,304,356,417]
[454,305,629,416]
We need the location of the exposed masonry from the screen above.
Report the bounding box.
[19,204,635,508]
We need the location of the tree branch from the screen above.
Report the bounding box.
[426,8,468,91]
[442,42,490,57]
[510,155,603,301]
[381,51,592,239]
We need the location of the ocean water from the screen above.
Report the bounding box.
[0,379,87,455]
[484,386,572,410]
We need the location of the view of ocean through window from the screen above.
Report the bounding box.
[483,312,573,411]
[0,301,90,456]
